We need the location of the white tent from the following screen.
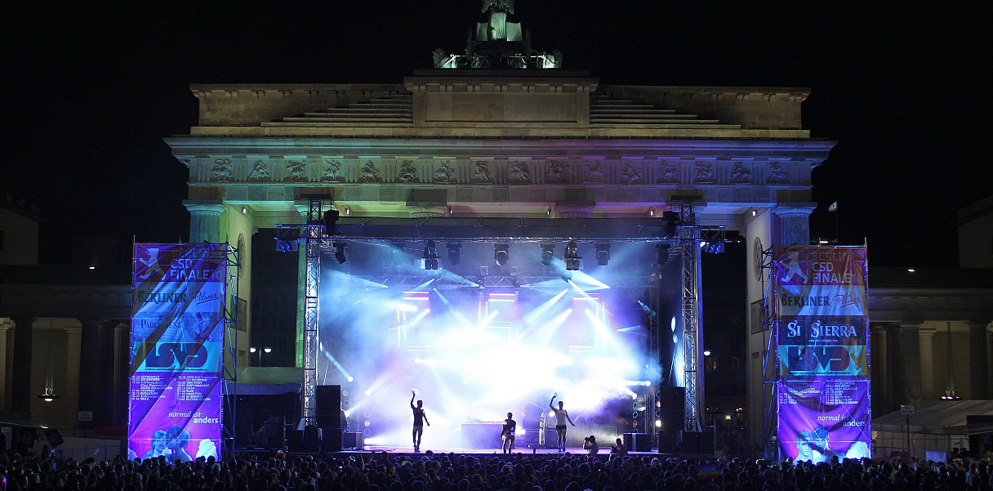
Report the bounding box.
[873,400,993,460]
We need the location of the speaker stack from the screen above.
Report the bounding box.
[657,386,685,453]
[316,385,343,452]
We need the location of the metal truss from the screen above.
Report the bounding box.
[340,273,660,289]
[219,243,240,458]
[676,199,703,432]
[647,273,662,444]
[755,244,778,458]
[302,199,326,427]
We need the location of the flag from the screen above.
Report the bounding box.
[696,462,720,481]
[828,202,838,212]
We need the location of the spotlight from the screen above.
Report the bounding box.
[323,209,340,234]
[595,243,610,266]
[494,244,510,267]
[564,240,581,271]
[655,244,671,266]
[423,240,439,270]
[333,241,347,264]
[275,226,300,252]
[447,242,461,266]
[705,242,725,254]
[276,239,298,253]
[661,211,679,238]
[540,243,555,266]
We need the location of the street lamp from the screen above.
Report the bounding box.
[250,347,272,366]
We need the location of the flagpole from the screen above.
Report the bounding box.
[835,207,839,244]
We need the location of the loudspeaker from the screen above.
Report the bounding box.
[680,431,713,455]
[323,428,343,452]
[316,385,342,429]
[657,386,685,431]
[344,432,364,450]
[287,430,304,452]
[301,426,321,452]
[657,430,679,453]
[623,433,653,452]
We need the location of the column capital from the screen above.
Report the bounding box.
[184,200,226,243]
[772,203,816,246]
[293,201,315,224]
[553,201,596,219]
[772,203,817,218]
[182,200,226,214]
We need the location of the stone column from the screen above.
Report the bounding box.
[772,203,816,246]
[969,320,992,399]
[900,323,923,404]
[919,327,936,400]
[870,324,888,414]
[184,201,226,243]
[0,318,12,411]
[113,322,129,425]
[65,324,82,426]
[10,315,33,412]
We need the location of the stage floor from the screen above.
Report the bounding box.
[362,445,598,455]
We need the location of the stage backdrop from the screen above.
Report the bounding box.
[128,243,226,461]
[773,246,870,462]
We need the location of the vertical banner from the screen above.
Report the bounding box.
[773,246,870,462]
[129,244,226,461]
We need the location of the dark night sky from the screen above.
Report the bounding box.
[6,1,990,267]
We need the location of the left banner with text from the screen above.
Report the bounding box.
[129,243,227,462]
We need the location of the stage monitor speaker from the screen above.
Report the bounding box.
[344,432,365,450]
[623,433,652,452]
[680,431,713,455]
[316,385,342,429]
[304,426,321,452]
[323,428,343,452]
[287,430,304,452]
[657,386,685,431]
[657,430,679,453]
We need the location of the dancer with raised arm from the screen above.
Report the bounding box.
[548,394,575,452]
[410,390,430,452]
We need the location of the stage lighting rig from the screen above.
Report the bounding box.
[333,241,347,264]
[655,244,671,266]
[661,211,680,238]
[703,241,725,254]
[423,240,440,270]
[274,226,301,253]
[323,209,340,235]
[540,243,555,266]
[494,244,510,267]
[595,243,610,266]
[564,240,581,271]
[447,242,461,266]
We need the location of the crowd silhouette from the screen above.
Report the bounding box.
[1,448,992,491]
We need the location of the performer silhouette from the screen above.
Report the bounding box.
[410,390,430,452]
[501,412,516,454]
[548,394,575,452]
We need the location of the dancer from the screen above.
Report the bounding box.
[501,412,517,454]
[410,390,430,452]
[548,394,575,452]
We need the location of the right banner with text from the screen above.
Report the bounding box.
[774,246,870,462]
